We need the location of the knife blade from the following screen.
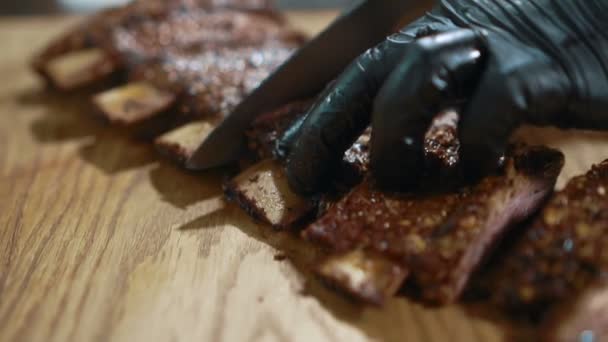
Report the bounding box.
[186,0,426,170]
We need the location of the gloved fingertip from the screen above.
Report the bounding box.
[460,138,507,182]
[370,135,425,191]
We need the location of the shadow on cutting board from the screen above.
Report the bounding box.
[176,202,536,342]
[21,87,102,142]
[149,162,225,209]
[22,85,159,174]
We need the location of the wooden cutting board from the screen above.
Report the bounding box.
[1,13,607,342]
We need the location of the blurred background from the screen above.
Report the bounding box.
[0,0,355,15]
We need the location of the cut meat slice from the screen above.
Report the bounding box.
[224,159,315,228]
[484,159,608,312]
[305,146,564,305]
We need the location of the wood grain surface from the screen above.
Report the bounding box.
[1,13,608,342]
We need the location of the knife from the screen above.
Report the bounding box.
[186,0,426,170]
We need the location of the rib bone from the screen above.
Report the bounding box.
[93,82,176,125]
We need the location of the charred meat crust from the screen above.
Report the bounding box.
[304,146,564,305]
[485,159,608,312]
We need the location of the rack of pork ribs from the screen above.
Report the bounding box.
[35,1,608,337]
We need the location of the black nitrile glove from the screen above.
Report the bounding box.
[279,0,608,195]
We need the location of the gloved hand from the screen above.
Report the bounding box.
[278,0,608,195]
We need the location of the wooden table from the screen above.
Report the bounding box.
[1,13,607,342]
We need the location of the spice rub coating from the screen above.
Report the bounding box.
[305,146,564,304]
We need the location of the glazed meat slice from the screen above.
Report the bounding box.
[304,146,564,305]
[32,0,282,89]
[485,160,608,312]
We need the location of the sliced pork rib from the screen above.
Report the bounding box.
[305,146,564,305]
